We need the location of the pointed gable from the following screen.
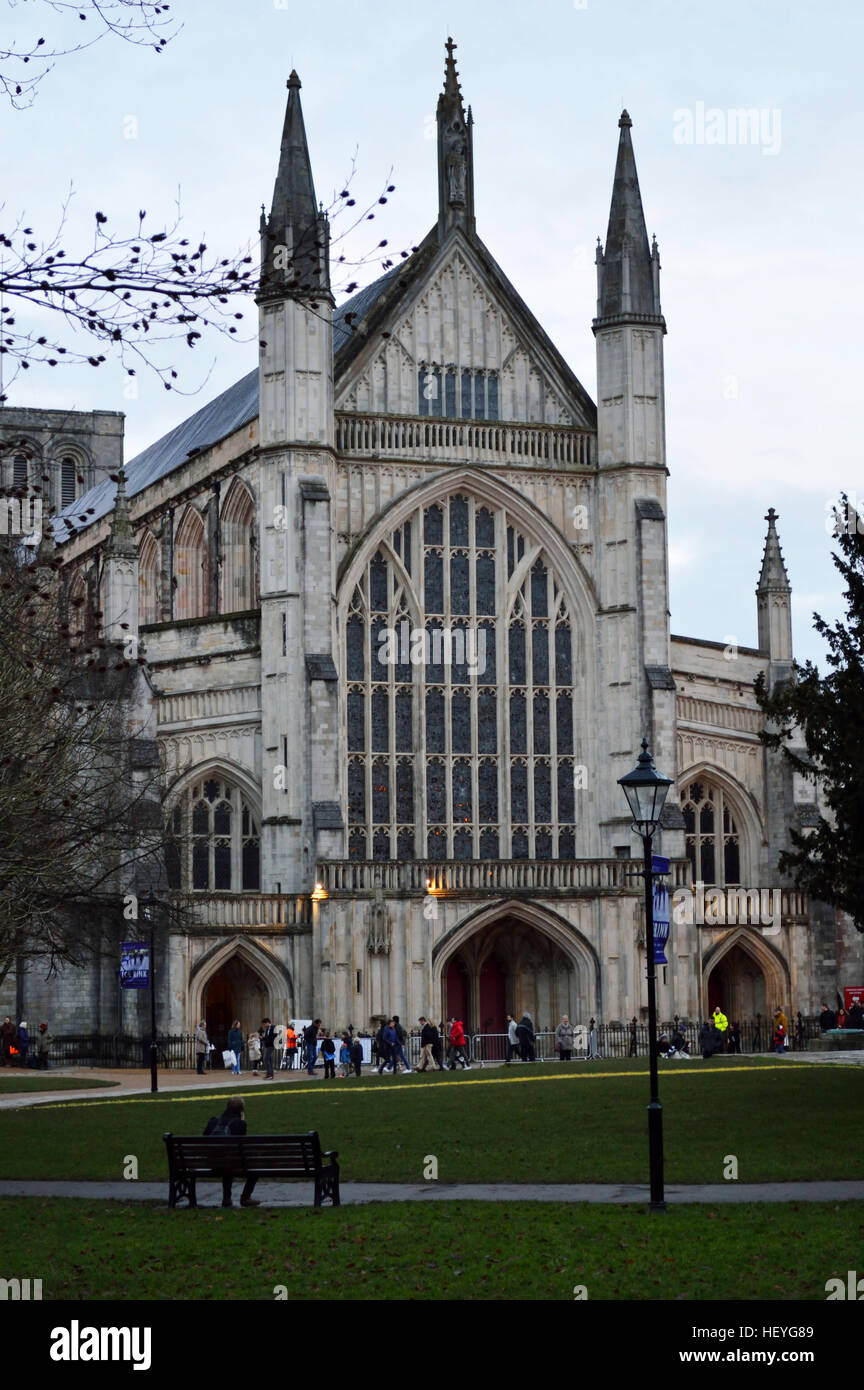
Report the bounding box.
[335,232,595,428]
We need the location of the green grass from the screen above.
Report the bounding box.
[0,1057,860,1185]
[7,1197,862,1300]
[0,1076,113,1094]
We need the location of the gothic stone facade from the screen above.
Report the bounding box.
[1,45,858,1043]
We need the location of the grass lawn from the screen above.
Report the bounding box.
[0,1076,113,1094]
[0,1058,860,1185]
[7,1196,862,1301]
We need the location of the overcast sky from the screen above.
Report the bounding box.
[3,0,861,668]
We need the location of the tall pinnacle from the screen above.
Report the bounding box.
[757,508,791,593]
[437,37,475,241]
[259,71,330,300]
[106,468,137,559]
[595,111,662,324]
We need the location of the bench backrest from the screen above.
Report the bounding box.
[164,1131,324,1176]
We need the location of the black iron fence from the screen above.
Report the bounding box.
[33,1014,823,1070]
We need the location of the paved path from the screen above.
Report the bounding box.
[0,1178,861,1206]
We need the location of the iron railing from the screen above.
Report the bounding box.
[26,1014,823,1070]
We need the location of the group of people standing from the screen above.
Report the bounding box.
[820,1000,864,1031]
[1,1017,52,1068]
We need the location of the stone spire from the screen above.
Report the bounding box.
[757,507,793,665]
[259,71,330,301]
[594,111,662,326]
[105,467,137,559]
[437,37,475,241]
[757,507,791,593]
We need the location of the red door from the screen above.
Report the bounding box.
[478,956,506,1035]
[445,957,469,1031]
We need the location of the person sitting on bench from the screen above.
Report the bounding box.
[203,1097,260,1208]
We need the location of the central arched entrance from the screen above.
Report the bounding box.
[437,902,599,1034]
[204,956,269,1063]
[189,936,293,1066]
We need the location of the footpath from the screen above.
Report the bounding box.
[0,1178,861,1205]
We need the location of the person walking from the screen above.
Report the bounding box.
[16,1021,29,1067]
[247,1029,262,1075]
[726,1020,741,1055]
[417,1017,442,1071]
[773,1018,787,1055]
[586,1017,602,1060]
[320,1031,336,1079]
[846,1000,864,1030]
[506,1014,518,1063]
[203,1098,260,1208]
[378,1020,400,1073]
[391,1015,412,1073]
[284,1023,298,1069]
[227,1019,244,1076]
[516,1013,535,1063]
[36,1022,52,1069]
[304,1019,321,1076]
[337,1034,352,1077]
[260,1018,278,1079]
[447,1017,470,1069]
[194,1020,209,1076]
[555,1015,574,1061]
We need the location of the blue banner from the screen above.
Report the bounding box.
[652,879,670,965]
[120,941,150,989]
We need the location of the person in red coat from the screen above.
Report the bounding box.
[447,1017,470,1070]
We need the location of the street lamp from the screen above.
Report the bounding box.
[618,739,673,1212]
[139,897,159,1095]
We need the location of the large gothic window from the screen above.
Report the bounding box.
[345,493,577,861]
[681,780,741,886]
[166,776,260,891]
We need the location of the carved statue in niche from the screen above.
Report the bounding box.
[367,896,391,955]
[445,122,467,206]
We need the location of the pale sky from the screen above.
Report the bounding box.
[3,0,862,668]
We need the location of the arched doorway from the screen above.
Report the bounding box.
[440,907,594,1035]
[703,928,790,1024]
[203,956,269,1066]
[707,944,767,1019]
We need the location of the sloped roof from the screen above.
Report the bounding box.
[53,272,401,543]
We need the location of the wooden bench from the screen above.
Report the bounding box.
[163,1130,340,1208]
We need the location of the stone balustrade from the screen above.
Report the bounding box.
[335,412,594,468]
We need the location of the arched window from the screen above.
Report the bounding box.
[220,480,256,612]
[681,780,742,886]
[66,569,88,646]
[166,775,260,892]
[174,506,208,620]
[345,492,577,861]
[12,453,29,490]
[138,529,160,625]
[60,457,78,510]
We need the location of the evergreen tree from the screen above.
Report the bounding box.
[755,494,864,931]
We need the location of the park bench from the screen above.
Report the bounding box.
[163,1130,340,1208]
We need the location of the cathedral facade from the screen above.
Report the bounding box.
[2,42,858,1046]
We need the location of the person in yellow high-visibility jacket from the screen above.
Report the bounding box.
[712,1007,729,1033]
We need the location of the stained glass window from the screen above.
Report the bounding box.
[345,494,577,859]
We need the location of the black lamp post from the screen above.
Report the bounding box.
[140,897,158,1095]
[618,739,673,1212]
